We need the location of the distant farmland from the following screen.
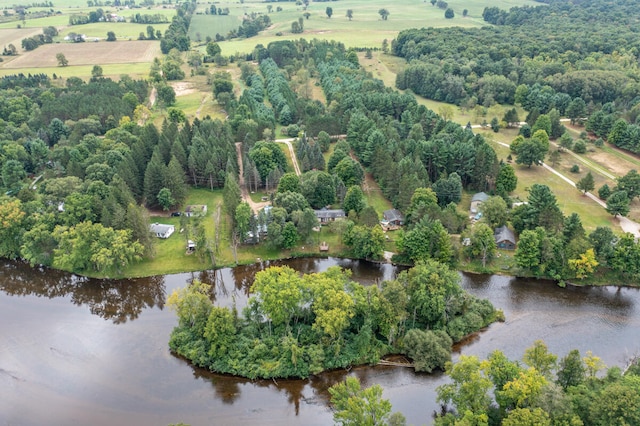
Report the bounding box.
[1,40,161,68]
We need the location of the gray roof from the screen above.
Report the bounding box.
[314,209,345,219]
[383,209,404,222]
[472,192,490,203]
[494,225,516,244]
[150,223,174,234]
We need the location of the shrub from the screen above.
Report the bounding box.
[570,164,580,173]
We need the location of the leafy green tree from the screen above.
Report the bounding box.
[516,131,549,167]
[433,172,462,206]
[588,226,617,265]
[0,198,25,258]
[20,222,56,267]
[532,114,552,136]
[515,229,541,271]
[277,172,300,193]
[616,169,640,200]
[468,223,497,267]
[249,266,304,329]
[378,8,390,20]
[329,377,393,426]
[566,97,587,124]
[300,171,336,209]
[523,340,557,378]
[437,355,492,418]
[206,41,221,57]
[480,196,508,228]
[502,407,551,426]
[501,367,548,409]
[274,191,310,216]
[1,160,26,192]
[444,8,454,19]
[343,223,385,260]
[106,31,116,41]
[235,202,252,241]
[556,349,585,390]
[249,141,287,185]
[334,157,364,187]
[589,378,640,426]
[203,306,237,359]
[483,350,523,411]
[397,218,453,264]
[402,329,452,373]
[56,52,68,67]
[157,187,174,211]
[281,221,299,249]
[403,259,461,328]
[346,9,353,20]
[325,6,332,18]
[495,163,517,196]
[598,184,611,200]
[167,280,213,333]
[343,186,366,214]
[559,132,574,151]
[568,249,598,279]
[606,190,630,217]
[576,172,595,194]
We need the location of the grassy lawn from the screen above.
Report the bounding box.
[480,129,617,232]
[363,172,392,218]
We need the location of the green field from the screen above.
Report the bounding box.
[188,15,241,42]
[208,0,536,54]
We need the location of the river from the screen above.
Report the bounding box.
[1,258,639,426]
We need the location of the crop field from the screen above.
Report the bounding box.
[0,28,43,47]
[1,40,160,68]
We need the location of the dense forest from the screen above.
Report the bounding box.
[168,261,500,379]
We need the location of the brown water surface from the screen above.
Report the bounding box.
[1,259,639,425]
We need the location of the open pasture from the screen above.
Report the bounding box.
[1,40,160,68]
[209,0,536,53]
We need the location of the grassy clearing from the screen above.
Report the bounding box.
[188,15,241,41]
[362,172,392,218]
[215,0,534,54]
[480,129,617,232]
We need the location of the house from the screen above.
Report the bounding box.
[184,204,207,217]
[314,208,346,223]
[150,223,175,239]
[383,209,404,226]
[470,192,490,214]
[494,225,517,250]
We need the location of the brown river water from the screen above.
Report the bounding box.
[1,258,639,426]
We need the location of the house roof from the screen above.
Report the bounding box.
[150,223,174,234]
[472,192,490,203]
[494,225,516,244]
[314,209,345,219]
[383,209,404,222]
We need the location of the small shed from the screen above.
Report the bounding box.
[314,208,346,223]
[470,192,490,214]
[383,209,404,226]
[494,225,517,250]
[150,223,175,239]
[186,240,196,253]
[184,204,207,217]
[319,241,329,252]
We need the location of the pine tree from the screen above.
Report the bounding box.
[143,150,168,208]
[576,172,595,194]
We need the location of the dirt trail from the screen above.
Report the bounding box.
[493,140,640,237]
[235,142,270,214]
[275,138,301,176]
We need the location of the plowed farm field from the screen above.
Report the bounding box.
[2,40,160,68]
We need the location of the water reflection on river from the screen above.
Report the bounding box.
[1,259,639,426]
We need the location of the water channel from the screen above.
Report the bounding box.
[1,258,639,425]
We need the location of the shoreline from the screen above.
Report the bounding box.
[8,252,638,288]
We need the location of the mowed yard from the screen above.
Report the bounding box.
[1,40,160,69]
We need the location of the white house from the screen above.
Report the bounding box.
[150,223,175,239]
